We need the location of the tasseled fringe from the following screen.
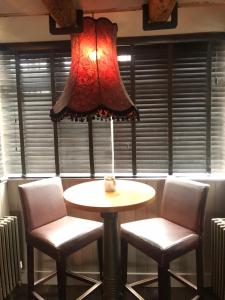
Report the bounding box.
[50,106,140,122]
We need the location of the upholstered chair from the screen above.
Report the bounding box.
[19,177,103,300]
[121,177,209,300]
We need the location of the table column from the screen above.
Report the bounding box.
[101,212,122,300]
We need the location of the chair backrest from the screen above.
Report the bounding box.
[19,177,67,233]
[160,177,209,234]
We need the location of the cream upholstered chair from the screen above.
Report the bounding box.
[19,177,103,300]
[121,177,209,300]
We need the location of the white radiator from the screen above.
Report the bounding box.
[211,218,225,300]
[0,216,21,300]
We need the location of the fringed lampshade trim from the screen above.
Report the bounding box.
[50,105,139,122]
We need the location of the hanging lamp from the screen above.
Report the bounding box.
[50,16,139,122]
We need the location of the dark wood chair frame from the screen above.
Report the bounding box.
[121,239,204,300]
[26,237,103,300]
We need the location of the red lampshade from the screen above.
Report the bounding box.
[50,17,139,121]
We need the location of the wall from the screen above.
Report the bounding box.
[0,5,224,43]
[0,181,9,217]
[6,177,225,286]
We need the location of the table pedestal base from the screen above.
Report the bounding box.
[102,212,122,300]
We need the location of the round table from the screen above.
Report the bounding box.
[64,179,155,300]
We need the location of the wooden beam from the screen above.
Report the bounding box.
[42,0,77,27]
[0,1,224,18]
[148,0,176,22]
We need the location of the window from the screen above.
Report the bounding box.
[211,42,225,173]
[0,38,225,178]
[135,45,169,174]
[19,53,55,175]
[54,52,90,175]
[172,43,208,173]
[0,54,21,176]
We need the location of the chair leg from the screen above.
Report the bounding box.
[27,243,34,300]
[158,264,171,300]
[196,242,204,299]
[56,256,66,300]
[121,239,128,285]
[97,237,103,280]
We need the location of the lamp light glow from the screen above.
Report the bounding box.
[88,49,103,61]
[50,17,139,122]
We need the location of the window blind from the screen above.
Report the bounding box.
[0,53,21,175]
[0,38,224,178]
[114,48,133,174]
[92,120,112,174]
[211,41,225,173]
[19,53,55,175]
[172,42,208,173]
[54,52,90,175]
[0,124,3,177]
[135,45,169,174]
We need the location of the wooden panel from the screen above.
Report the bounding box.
[148,0,176,22]
[42,0,76,27]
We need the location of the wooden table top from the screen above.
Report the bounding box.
[64,179,155,213]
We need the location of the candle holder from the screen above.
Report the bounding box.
[104,175,116,192]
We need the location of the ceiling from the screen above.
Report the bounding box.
[0,0,224,16]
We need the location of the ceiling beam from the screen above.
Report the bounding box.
[148,0,176,22]
[0,1,224,17]
[83,2,225,14]
[41,0,77,27]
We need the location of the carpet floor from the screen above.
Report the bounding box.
[12,285,218,299]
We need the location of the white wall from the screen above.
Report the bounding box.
[0,5,224,43]
[0,181,9,217]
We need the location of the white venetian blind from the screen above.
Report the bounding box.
[19,53,55,174]
[0,135,3,177]
[172,42,208,173]
[0,121,3,177]
[211,41,225,173]
[0,53,21,175]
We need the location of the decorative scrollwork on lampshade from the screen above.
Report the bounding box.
[50,17,139,122]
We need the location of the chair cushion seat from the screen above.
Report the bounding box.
[121,217,199,266]
[30,216,103,256]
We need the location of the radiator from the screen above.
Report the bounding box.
[0,216,21,300]
[211,218,225,300]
